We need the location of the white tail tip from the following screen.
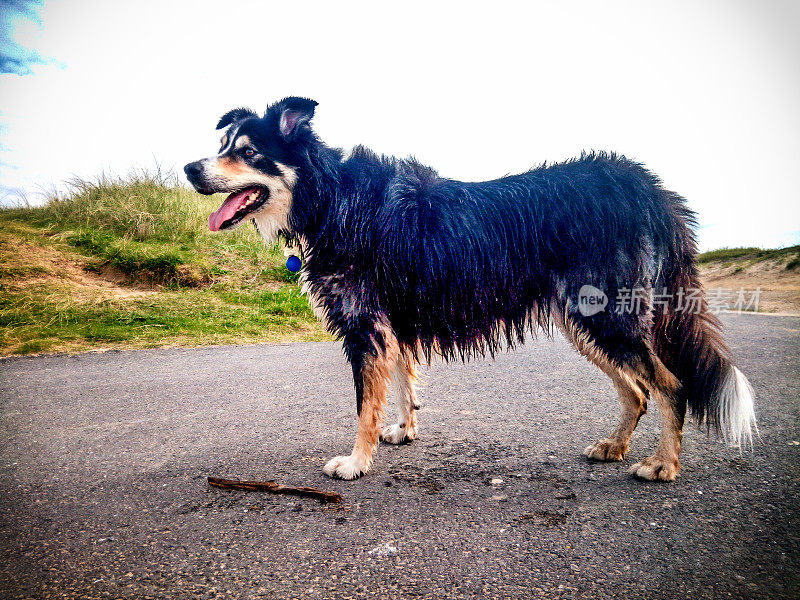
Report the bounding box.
[719,366,757,448]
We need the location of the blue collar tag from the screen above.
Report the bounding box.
[286,255,302,272]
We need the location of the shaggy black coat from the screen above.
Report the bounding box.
[216,98,732,431]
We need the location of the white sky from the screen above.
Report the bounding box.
[1,0,799,251]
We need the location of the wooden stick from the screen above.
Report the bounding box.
[207,477,342,504]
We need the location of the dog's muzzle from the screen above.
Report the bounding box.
[184,161,213,195]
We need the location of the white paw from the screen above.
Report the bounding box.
[380,423,417,445]
[323,454,369,480]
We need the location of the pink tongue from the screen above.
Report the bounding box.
[208,189,254,231]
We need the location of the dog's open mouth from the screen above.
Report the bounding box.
[208,187,269,231]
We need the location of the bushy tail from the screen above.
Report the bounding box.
[653,276,757,447]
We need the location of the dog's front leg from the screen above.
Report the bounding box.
[381,350,420,444]
[323,324,398,479]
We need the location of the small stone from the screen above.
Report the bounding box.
[490,495,508,502]
[490,478,503,485]
[368,542,398,557]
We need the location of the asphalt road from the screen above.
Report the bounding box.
[1,314,798,599]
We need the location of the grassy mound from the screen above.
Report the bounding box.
[0,171,327,356]
[698,245,800,269]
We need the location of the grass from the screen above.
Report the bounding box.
[0,170,329,356]
[697,245,800,268]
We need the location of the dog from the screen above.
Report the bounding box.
[184,97,756,482]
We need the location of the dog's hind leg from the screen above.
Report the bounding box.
[380,350,421,445]
[581,342,684,480]
[583,371,648,461]
[555,313,647,461]
[323,321,398,480]
[627,355,685,482]
[556,307,684,480]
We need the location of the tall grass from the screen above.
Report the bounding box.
[698,245,800,268]
[3,169,281,285]
[37,170,204,240]
[18,168,223,242]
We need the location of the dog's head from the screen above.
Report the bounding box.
[184,97,317,237]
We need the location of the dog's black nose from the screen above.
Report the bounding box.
[184,161,202,179]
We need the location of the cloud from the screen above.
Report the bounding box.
[0,0,59,75]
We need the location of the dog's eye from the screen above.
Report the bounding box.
[244,148,255,157]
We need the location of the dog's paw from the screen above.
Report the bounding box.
[628,456,679,482]
[380,422,417,445]
[323,454,369,480]
[583,438,628,462]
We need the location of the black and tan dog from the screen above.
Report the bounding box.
[185,97,756,482]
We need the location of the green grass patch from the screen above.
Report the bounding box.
[61,227,186,281]
[0,281,327,355]
[698,245,800,267]
[697,247,763,263]
[0,171,328,356]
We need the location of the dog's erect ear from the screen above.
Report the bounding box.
[216,107,257,130]
[273,97,318,141]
